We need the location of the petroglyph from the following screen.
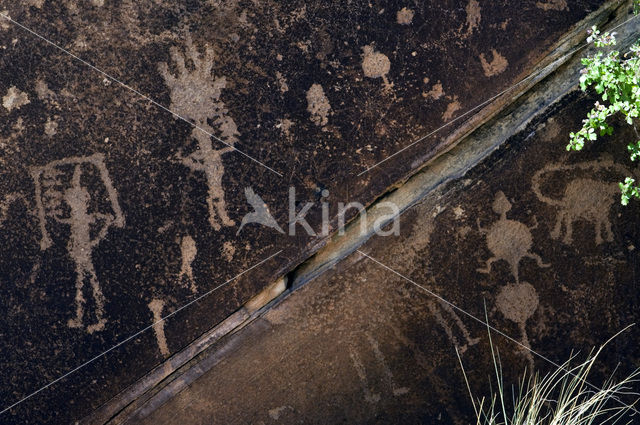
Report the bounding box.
[427,299,480,354]
[306,84,331,127]
[532,159,631,245]
[179,235,197,293]
[479,49,508,77]
[536,0,568,11]
[362,45,392,90]
[349,333,409,404]
[222,241,235,261]
[465,0,481,36]
[442,97,461,121]
[477,191,549,283]
[496,282,539,369]
[158,35,238,231]
[0,11,11,31]
[423,81,444,100]
[148,299,170,357]
[349,346,381,404]
[31,153,124,332]
[268,406,292,420]
[2,86,30,112]
[396,7,414,25]
[366,333,409,396]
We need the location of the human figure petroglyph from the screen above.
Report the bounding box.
[496,282,539,370]
[477,191,549,283]
[31,153,124,332]
[158,35,238,231]
[532,159,633,245]
[178,235,197,293]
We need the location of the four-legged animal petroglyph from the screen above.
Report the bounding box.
[532,159,633,245]
[478,191,549,283]
[159,35,239,232]
[31,153,124,333]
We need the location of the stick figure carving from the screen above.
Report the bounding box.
[158,35,239,231]
[31,153,124,333]
[477,191,549,283]
[532,159,633,245]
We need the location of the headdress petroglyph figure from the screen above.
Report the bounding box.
[31,153,124,333]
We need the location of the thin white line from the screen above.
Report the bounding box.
[0,250,282,416]
[0,13,283,177]
[356,249,640,416]
[357,11,640,176]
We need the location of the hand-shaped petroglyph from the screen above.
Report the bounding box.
[159,36,239,232]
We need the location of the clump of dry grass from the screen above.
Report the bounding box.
[457,328,640,425]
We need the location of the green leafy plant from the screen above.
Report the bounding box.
[457,329,640,425]
[568,13,640,205]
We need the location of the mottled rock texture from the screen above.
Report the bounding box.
[0,0,621,423]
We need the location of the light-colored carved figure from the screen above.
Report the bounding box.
[478,191,549,282]
[31,153,124,332]
[178,235,197,293]
[348,332,409,404]
[158,36,239,231]
[496,282,539,370]
[426,299,480,354]
[148,298,170,357]
[532,159,632,245]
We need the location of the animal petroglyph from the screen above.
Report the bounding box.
[477,191,549,283]
[496,282,539,369]
[179,235,197,293]
[148,298,170,357]
[31,153,124,332]
[159,35,238,232]
[532,159,632,245]
[349,333,409,404]
[427,299,480,354]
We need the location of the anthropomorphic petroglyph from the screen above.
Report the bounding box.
[178,235,197,293]
[31,153,124,333]
[477,191,549,283]
[532,159,633,245]
[148,298,170,357]
[349,333,409,404]
[158,35,239,231]
[496,282,539,369]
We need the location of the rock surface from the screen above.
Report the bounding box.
[0,0,626,423]
[136,93,640,425]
